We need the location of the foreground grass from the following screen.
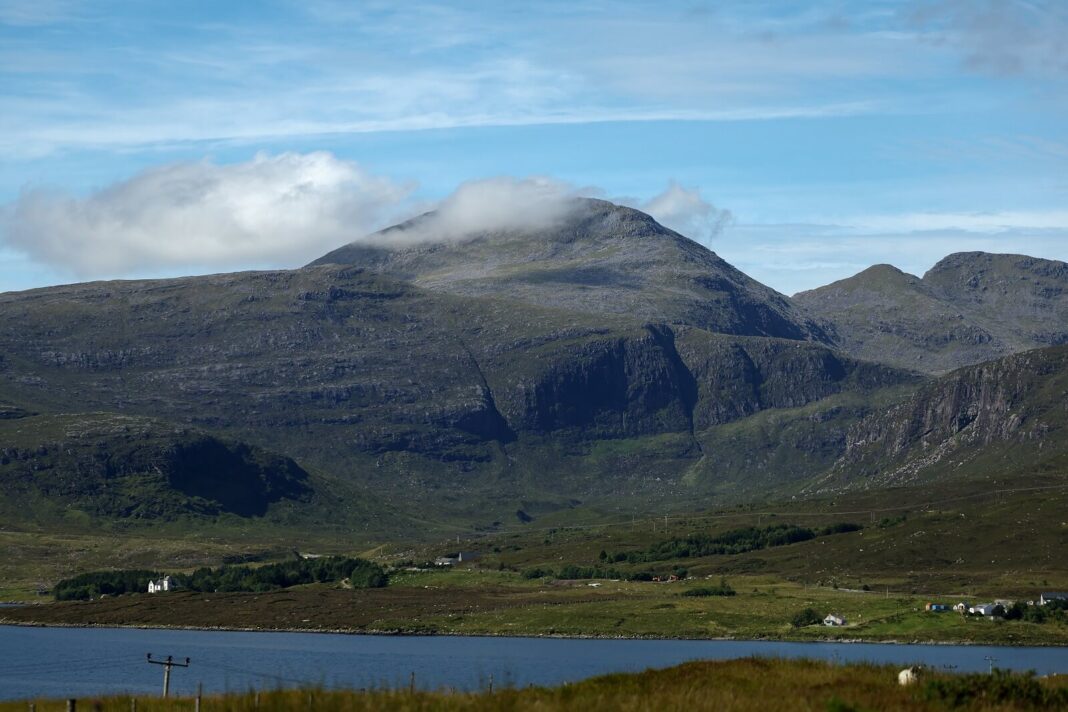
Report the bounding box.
[3,659,1067,712]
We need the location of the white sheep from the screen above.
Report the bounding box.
[898,666,924,686]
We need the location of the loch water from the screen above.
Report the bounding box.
[1,625,1065,701]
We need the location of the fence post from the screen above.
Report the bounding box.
[66,700,76,712]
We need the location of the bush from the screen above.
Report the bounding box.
[681,578,735,597]
[791,607,824,627]
[522,567,554,579]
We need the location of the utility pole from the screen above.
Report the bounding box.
[985,656,997,674]
[147,654,190,698]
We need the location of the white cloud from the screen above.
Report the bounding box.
[381,176,583,244]
[633,181,733,242]
[2,157,743,281]
[2,152,413,277]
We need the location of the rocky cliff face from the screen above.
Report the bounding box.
[0,259,910,522]
[811,345,1068,490]
[796,253,1068,373]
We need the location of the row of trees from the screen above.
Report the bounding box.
[53,556,388,600]
[53,570,161,601]
[600,522,864,563]
[175,556,388,593]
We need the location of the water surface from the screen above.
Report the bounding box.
[1,626,1064,701]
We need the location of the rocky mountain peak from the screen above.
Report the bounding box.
[310,198,827,341]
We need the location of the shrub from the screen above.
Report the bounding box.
[521,567,553,579]
[682,578,735,597]
[791,607,824,627]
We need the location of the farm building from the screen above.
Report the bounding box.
[147,575,177,593]
[823,614,846,626]
[925,603,948,612]
[1040,592,1068,606]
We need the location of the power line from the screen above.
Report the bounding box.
[147,654,189,698]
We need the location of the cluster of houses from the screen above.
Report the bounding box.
[922,592,1068,616]
[822,592,1067,628]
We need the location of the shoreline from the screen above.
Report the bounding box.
[3,618,1065,647]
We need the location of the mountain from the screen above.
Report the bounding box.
[0,203,912,532]
[311,199,828,342]
[808,344,1068,492]
[795,253,1068,373]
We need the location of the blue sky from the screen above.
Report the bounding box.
[1,0,1066,294]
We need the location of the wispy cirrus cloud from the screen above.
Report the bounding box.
[0,2,960,157]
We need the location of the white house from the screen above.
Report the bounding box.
[823,614,846,626]
[147,575,176,593]
[970,603,998,616]
[953,602,969,613]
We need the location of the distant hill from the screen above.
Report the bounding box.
[311,199,828,342]
[795,253,1068,373]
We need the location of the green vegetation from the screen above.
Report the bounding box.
[791,608,824,628]
[177,556,387,593]
[605,522,863,562]
[680,577,735,597]
[52,557,386,600]
[924,670,1068,709]
[4,659,1068,712]
[53,569,160,601]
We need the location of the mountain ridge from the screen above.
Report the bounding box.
[795,251,1068,373]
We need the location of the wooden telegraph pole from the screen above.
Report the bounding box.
[147,654,190,698]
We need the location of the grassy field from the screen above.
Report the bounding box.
[4,569,1068,645]
[3,659,1067,711]
[3,473,1066,644]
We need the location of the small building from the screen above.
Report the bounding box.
[433,557,458,567]
[1040,592,1068,606]
[970,603,998,616]
[147,575,177,594]
[457,551,481,562]
[953,602,969,613]
[823,614,846,627]
[925,603,948,612]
